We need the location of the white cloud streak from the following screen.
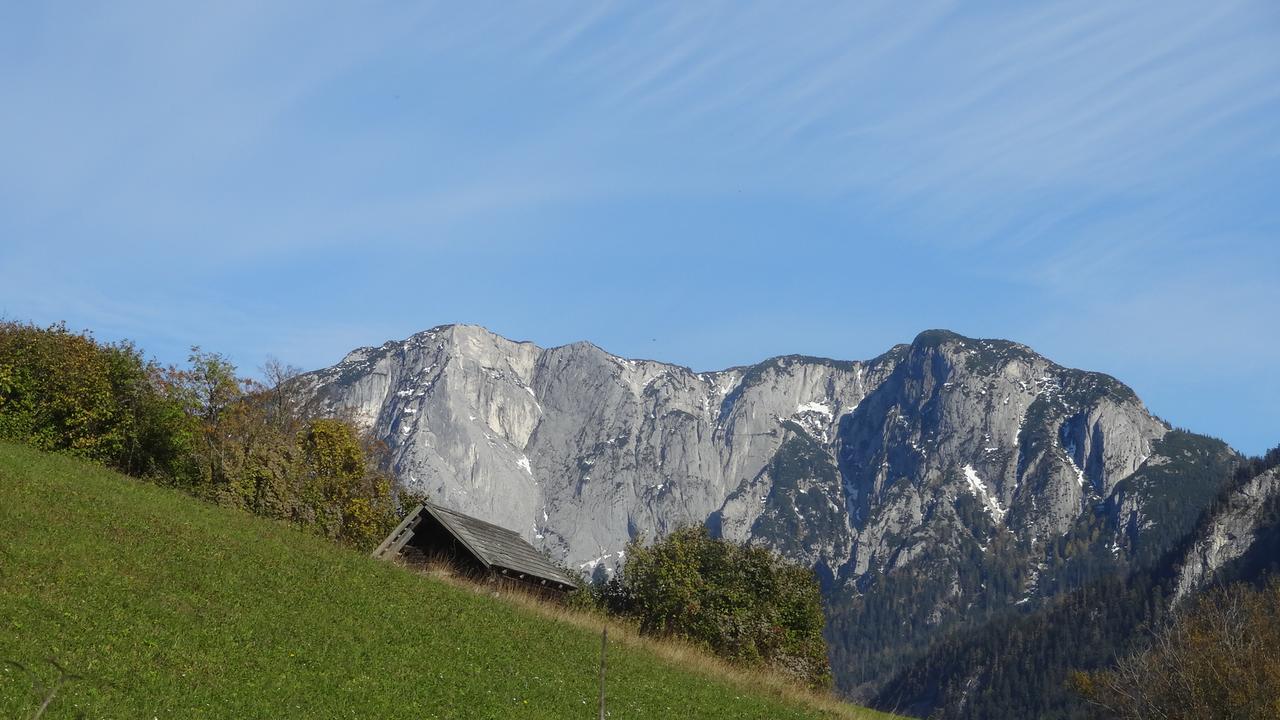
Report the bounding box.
[5,1,1275,254]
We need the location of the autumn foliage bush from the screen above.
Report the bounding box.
[0,321,407,550]
[0,321,195,478]
[1071,580,1280,720]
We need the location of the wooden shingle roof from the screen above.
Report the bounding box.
[373,502,579,590]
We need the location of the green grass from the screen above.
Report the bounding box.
[0,443,897,719]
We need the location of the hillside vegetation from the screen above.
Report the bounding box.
[0,321,409,551]
[585,526,832,688]
[0,443,894,719]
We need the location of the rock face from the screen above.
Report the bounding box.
[1173,467,1280,601]
[833,331,1165,581]
[294,324,1198,697]
[296,325,1168,586]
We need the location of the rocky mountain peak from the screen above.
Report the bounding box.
[294,325,1234,696]
[299,326,1166,574]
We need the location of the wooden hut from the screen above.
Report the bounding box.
[372,502,579,593]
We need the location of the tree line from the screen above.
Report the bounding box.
[0,320,414,550]
[1071,580,1280,720]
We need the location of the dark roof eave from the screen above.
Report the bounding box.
[422,501,579,588]
[419,502,494,571]
[493,565,578,590]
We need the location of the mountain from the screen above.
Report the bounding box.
[295,324,1225,700]
[296,323,887,576]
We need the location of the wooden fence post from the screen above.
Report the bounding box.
[598,627,608,720]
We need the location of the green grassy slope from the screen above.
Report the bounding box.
[0,443,892,719]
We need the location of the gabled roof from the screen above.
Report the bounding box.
[374,502,579,590]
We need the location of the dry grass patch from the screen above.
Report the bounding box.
[398,556,900,720]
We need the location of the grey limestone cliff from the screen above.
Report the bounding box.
[1173,467,1280,601]
[296,325,1170,598]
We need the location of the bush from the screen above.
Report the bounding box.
[605,526,832,688]
[0,321,196,479]
[0,321,407,552]
[165,350,403,551]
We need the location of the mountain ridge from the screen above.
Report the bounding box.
[294,323,1219,701]
[294,322,1176,575]
[330,324,1110,379]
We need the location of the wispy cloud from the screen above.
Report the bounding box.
[1,0,1276,451]
[6,1,1274,249]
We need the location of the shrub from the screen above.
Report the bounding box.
[0,321,406,551]
[0,321,196,479]
[606,526,832,688]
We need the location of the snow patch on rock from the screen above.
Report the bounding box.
[796,401,832,417]
[963,464,1006,522]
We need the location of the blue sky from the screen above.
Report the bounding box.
[1,2,1277,454]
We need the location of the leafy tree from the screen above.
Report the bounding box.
[296,418,397,548]
[605,526,832,688]
[180,347,243,425]
[173,358,401,550]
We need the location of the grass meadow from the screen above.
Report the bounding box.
[0,442,897,719]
